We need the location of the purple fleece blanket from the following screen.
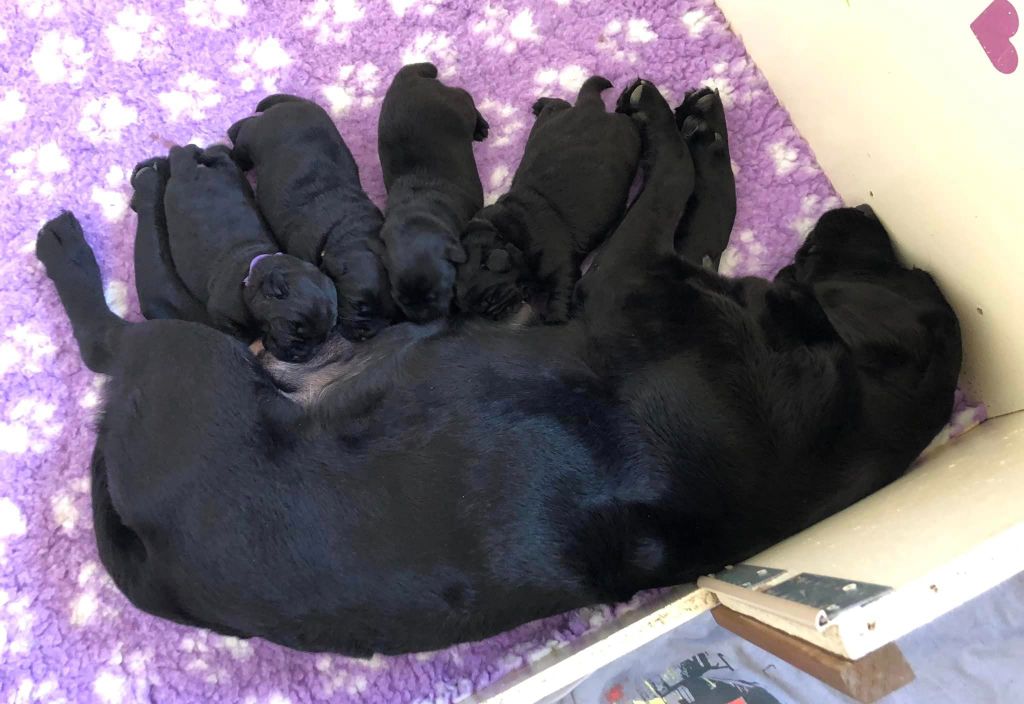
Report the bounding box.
[0,1,984,702]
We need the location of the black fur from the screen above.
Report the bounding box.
[377,63,487,322]
[457,76,640,322]
[37,79,961,657]
[160,144,338,362]
[229,95,396,341]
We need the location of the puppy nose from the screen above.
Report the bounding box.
[855,203,878,220]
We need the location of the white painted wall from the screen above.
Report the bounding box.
[715,0,1024,416]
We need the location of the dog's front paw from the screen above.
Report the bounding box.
[36,211,100,279]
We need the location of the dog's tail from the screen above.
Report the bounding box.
[396,62,438,80]
[36,212,127,374]
[254,93,305,113]
[576,76,614,107]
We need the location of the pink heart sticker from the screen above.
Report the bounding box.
[972,0,1019,74]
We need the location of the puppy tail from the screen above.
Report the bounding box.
[254,93,305,113]
[576,76,614,107]
[396,62,438,80]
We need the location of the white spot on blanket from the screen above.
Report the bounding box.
[769,140,799,176]
[0,326,56,376]
[682,8,711,36]
[105,281,130,315]
[322,62,379,114]
[105,6,155,63]
[509,9,539,40]
[267,694,292,704]
[477,98,522,147]
[17,0,63,20]
[31,30,92,85]
[231,37,292,93]
[52,493,79,531]
[78,95,138,143]
[401,32,457,77]
[534,64,586,93]
[303,0,367,43]
[0,498,27,536]
[6,142,70,196]
[626,18,657,43]
[92,185,130,222]
[389,0,437,18]
[596,21,637,63]
[93,671,126,704]
[0,90,28,131]
[71,591,99,625]
[315,654,332,671]
[182,0,248,30]
[217,635,254,660]
[158,71,223,121]
[474,6,539,53]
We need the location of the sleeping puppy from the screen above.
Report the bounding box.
[456,76,640,322]
[228,95,396,341]
[130,156,212,326]
[163,144,338,362]
[378,62,488,322]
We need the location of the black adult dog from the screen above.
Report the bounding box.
[37,80,960,657]
[377,62,488,322]
[229,95,396,342]
[457,76,640,322]
[151,144,339,362]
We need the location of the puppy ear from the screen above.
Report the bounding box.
[261,269,289,299]
[445,242,467,264]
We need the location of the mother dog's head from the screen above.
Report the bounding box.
[242,254,338,362]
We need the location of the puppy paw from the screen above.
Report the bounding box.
[531,96,571,118]
[36,211,100,279]
[675,87,728,153]
[473,110,490,141]
[130,156,169,189]
[615,79,674,128]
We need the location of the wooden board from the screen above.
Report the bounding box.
[713,606,915,703]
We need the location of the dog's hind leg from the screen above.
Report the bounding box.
[36,212,127,373]
[673,88,736,270]
[130,158,213,325]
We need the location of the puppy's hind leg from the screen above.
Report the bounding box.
[36,212,127,373]
[130,158,213,325]
[673,88,736,270]
[574,75,613,110]
[596,80,695,271]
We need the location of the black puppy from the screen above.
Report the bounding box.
[456,76,640,322]
[130,157,211,325]
[161,144,338,362]
[37,80,960,658]
[228,95,396,341]
[377,62,488,322]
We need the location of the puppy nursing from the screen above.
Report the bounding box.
[229,95,396,341]
[457,76,640,322]
[151,145,338,362]
[377,63,488,322]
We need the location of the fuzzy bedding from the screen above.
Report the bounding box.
[0,0,986,702]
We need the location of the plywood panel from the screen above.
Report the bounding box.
[715,0,1024,415]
